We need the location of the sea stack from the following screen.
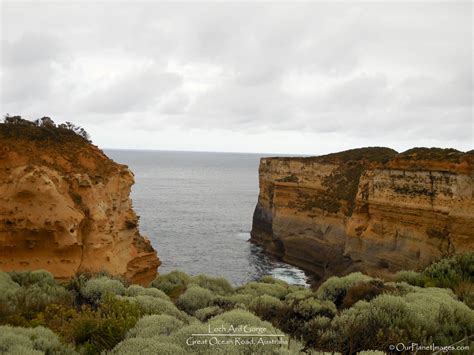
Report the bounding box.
[0,118,160,285]
[251,147,474,283]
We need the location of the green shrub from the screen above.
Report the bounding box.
[151,271,190,299]
[120,295,187,320]
[249,295,284,321]
[194,306,223,322]
[9,270,56,287]
[176,286,215,315]
[125,285,170,301]
[64,296,141,353]
[236,281,288,299]
[13,283,72,318]
[422,253,474,288]
[189,274,234,295]
[258,275,289,287]
[341,280,393,309]
[80,277,126,303]
[111,337,186,354]
[285,289,313,302]
[0,272,20,317]
[328,287,474,353]
[0,325,75,354]
[170,322,213,353]
[315,272,373,306]
[126,314,184,338]
[394,270,426,287]
[225,294,254,308]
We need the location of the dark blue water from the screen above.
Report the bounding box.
[106,150,309,286]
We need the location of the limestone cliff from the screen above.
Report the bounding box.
[251,147,473,283]
[0,121,160,285]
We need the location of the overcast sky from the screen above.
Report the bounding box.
[0,1,472,154]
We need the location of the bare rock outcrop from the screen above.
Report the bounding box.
[0,121,160,285]
[251,147,473,283]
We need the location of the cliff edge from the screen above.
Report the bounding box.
[0,119,160,285]
[251,147,473,283]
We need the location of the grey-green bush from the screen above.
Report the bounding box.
[236,281,288,299]
[126,314,184,338]
[176,286,215,314]
[315,272,373,305]
[119,295,187,320]
[125,285,170,301]
[80,276,126,303]
[150,270,190,295]
[194,306,223,322]
[189,274,234,295]
[0,325,76,354]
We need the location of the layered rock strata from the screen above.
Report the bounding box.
[0,122,160,285]
[251,147,473,282]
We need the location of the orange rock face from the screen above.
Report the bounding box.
[251,147,474,283]
[0,123,160,285]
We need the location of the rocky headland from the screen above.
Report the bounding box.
[251,147,474,283]
[0,118,160,285]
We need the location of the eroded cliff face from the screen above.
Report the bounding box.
[0,123,160,285]
[251,147,474,282]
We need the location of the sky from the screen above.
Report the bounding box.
[0,1,472,155]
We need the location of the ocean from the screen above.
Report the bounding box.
[106,150,310,286]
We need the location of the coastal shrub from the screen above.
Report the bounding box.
[422,253,474,288]
[237,281,288,299]
[394,270,426,286]
[126,314,184,338]
[9,270,56,287]
[328,287,474,353]
[111,338,186,355]
[315,272,373,306]
[207,310,285,354]
[194,306,223,322]
[125,285,170,300]
[170,322,214,353]
[249,295,284,321]
[0,325,75,354]
[120,295,187,320]
[278,296,336,342]
[340,279,393,309]
[151,270,190,299]
[176,286,215,314]
[225,293,254,308]
[189,274,234,295]
[80,276,126,303]
[13,283,72,317]
[285,289,313,302]
[258,275,289,287]
[0,272,20,317]
[63,296,141,353]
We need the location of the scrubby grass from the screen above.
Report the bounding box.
[1,262,473,354]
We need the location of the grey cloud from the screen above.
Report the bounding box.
[82,70,182,114]
[0,1,472,152]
